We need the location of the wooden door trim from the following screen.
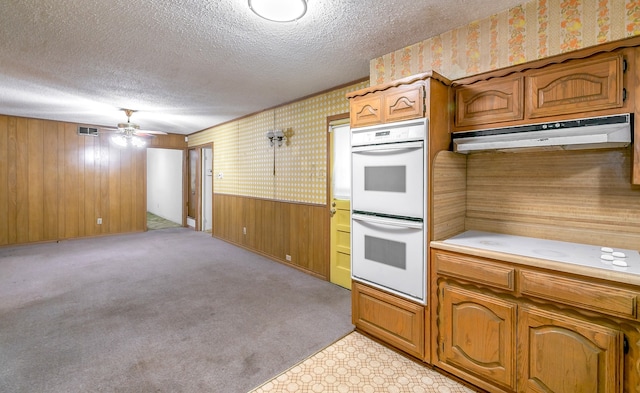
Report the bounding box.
[187,142,214,232]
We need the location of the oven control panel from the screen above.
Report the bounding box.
[351,118,427,146]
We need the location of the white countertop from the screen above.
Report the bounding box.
[432,230,640,285]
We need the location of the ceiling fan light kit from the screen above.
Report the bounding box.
[248,0,307,22]
[111,134,147,148]
[105,108,167,148]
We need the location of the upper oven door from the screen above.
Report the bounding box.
[352,141,424,219]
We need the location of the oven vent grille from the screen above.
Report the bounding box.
[77,126,98,136]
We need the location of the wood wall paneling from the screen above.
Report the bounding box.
[0,115,146,246]
[27,119,44,242]
[150,133,187,149]
[65,124,79,238]
[16,117,29,244]
[120,146,133,232]
[56,122,66,238]
[8,117,17,244]
[212,193,329,278]
[78,125,87,238]
[43,121,58,241]
[0,116,8,245]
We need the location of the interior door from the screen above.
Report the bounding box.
[201,147,213,232]
[187,148,200,229]
[329,122,351,289]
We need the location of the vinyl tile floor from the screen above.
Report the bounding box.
[249,331,477,393]
[146,212,182,230]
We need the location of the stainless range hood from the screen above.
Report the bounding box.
[452,113,633,153]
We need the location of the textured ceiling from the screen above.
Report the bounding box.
[0,0,525,135]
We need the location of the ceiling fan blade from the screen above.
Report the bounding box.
[97,126,120,134]
[137,130,168,135]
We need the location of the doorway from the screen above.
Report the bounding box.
[187,148,200,229]
[147,148,184,230]
[328,119,351,289]
[186,144,213,232]
[202,147,213,232]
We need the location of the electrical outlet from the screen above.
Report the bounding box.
[97,218,102,225]
[243,227,247,235]
[285,254,291,261]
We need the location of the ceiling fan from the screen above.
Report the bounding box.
[101,109,167,147]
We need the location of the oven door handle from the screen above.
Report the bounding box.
[352,213,423,229]
[351,141,423,153]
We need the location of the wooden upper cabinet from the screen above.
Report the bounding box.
[347,72,451,128]
[452,50,629,132]
[526,53,624,119]
[350,93,384,127]
[384,85,425,123]
[454,76,524,129]
[349,85,424,128]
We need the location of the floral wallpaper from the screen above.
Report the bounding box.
[371,0,640,84]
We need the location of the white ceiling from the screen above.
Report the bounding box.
[0,0,525,135]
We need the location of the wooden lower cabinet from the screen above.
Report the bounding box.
[352,281,425,359]
[432,249,629,393]
[518,306,622,393]
[440,283,516,391]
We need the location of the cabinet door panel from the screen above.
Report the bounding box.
[526,54,623,119]
[352,282,425,358]
[350,94,383,127]
[441,284,516,390]
[518,306,622,393]
[385,85,424,122]
[454,76,524,128]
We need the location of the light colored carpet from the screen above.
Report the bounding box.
[250,331,476,393]
[0,228,353,393]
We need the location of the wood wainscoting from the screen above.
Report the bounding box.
[213,193,329,279]
[0,115,147,246]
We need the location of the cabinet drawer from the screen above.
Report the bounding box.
[350,93,383,127]
[454,76,524,129]
[352,281,424,358]
[434,251,515,291]
[526,53,624,119]
[519,269,638,319]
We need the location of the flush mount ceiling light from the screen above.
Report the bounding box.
[248,0,307,22]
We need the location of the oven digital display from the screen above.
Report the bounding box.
[375,131,390,137]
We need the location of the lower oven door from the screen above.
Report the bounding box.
[351,213,425,304]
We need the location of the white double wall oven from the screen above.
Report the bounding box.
[350,118,428,304]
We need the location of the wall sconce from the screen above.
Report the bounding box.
[266,129,286,147]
